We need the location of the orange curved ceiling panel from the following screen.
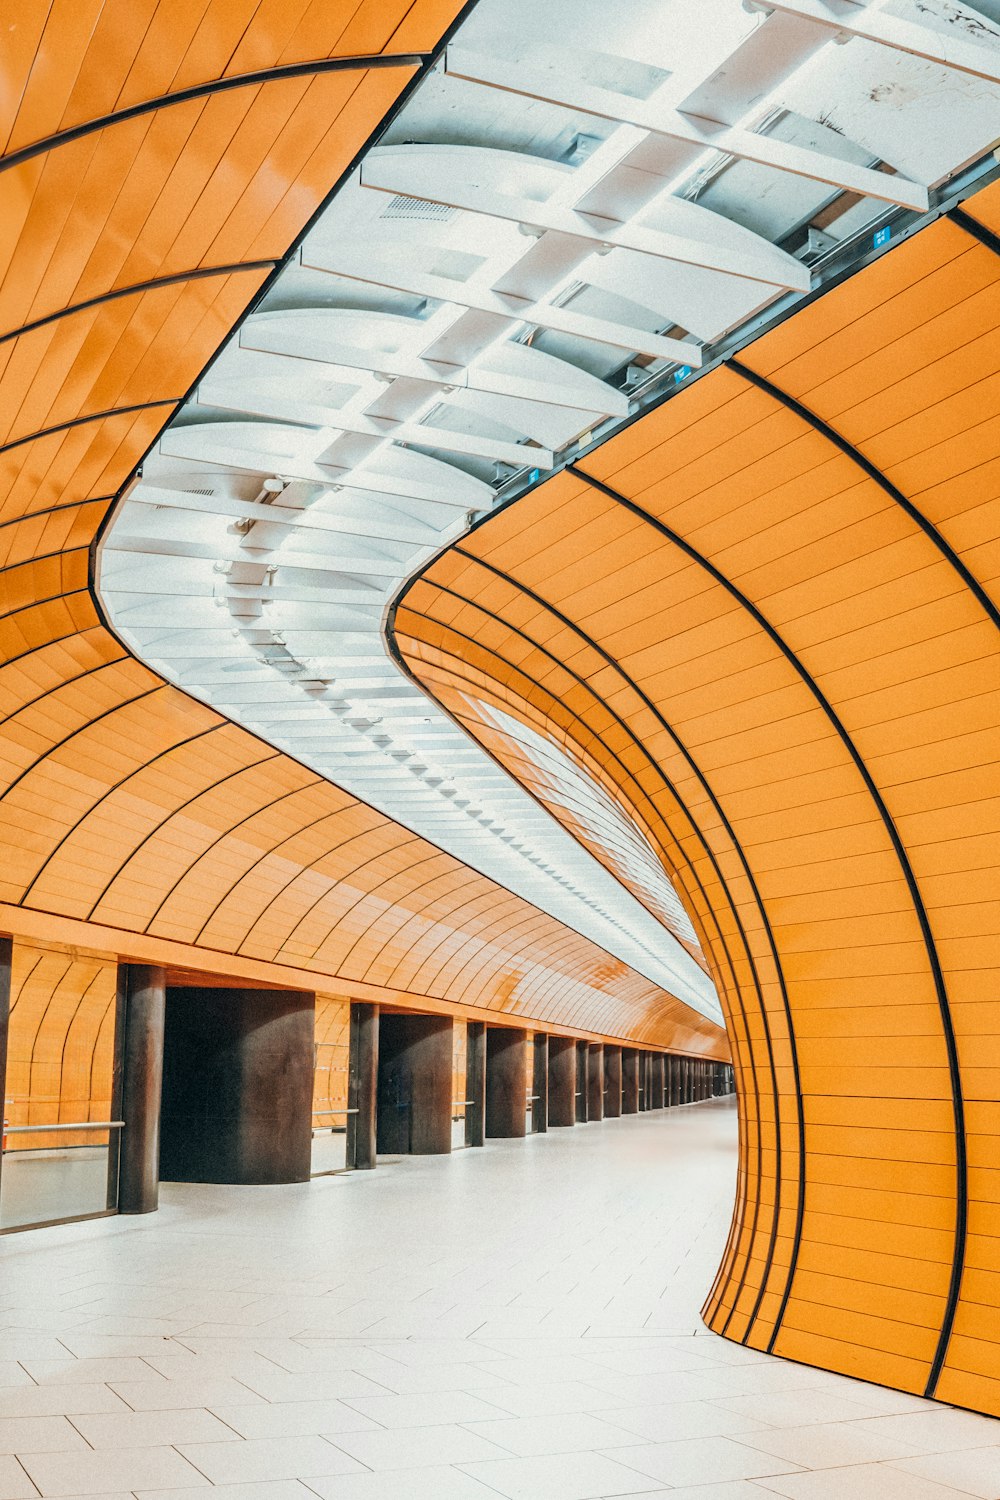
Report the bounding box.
[394,178,1000,1414]
[0,0,723,1057]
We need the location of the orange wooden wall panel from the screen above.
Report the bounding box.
[394,179,1000,1415]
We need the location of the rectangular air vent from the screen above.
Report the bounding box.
[380,194,457,223]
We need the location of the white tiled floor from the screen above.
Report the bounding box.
[1,1098,998,1498]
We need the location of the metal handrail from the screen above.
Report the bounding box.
[4,1121,123,1135]
[312,1108,358,1117]
[453,1099,475,1107]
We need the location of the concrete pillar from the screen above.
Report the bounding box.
[118,964,166,1213]
[587,1043,604,1122]
[547,1035,576,1126]
[376,1013,453,1155]
[347,1002,378,1169]
[465,1021,487,1147]
[575,1040,589,1121]
[622,1048,639,1113]
[486,1026,528,1138]
[531,1033,548,1133]
[604,1044,622,1117]
[160,986,314,1185]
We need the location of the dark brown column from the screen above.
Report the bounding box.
[587,1043,604,1122]
[118,964,166,1213]
[622,1047,639,1113]
[639,1051,650,1111]
[347,1002,378,1169]
[547,1035,576,1126]
[160,986,314,1184]
[685,1058,693,1103]
[604,1044,622,1117]
[465,1021,487,1147]
[531,1033,548,1133]
[377,1013,453,1155]
[0,937,12,1209]
[575,1040,589,1121]
[486,1026,527,1138]
[670,1055,679,1106]
[651,1053,665,1109]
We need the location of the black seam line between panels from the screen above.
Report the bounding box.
[0,403,181,459]
[20,724,223,908]
[0,263,279,346]
[543,468,802,1347]
[395,571,761,1281]
[727,359,1000,633]
[437,557,769,1339]
[275,844,447,970]
[6,686,165,814]
[338,861,499,981]
[568,463,963,1390]
[725,355,989,1387]
[0,53,428,175]
[0,497,113,535]
[195,816,418,949]
[0,631,125,701]
[404,574,752,1023]
[1,657,129,734]
[397,549,781,1342]
[143,776,326,932]
[84,749,284,922]
[391,588,747,1043]
[947,205,1000,258]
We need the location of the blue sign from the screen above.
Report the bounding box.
[674,365,692,384]
[529,468,541,483]
[873,225,891,249]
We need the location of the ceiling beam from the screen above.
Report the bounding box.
[445,45,929,213]
[360,149,812,291]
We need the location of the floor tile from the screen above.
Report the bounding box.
[174,1436,363,1484]
[138,1485,317,1500]
[341,1391,507,1428]
[329,1423,509,1470]
[458,1449,660,1498]
[19,1444,210,1496]
[0,1414,89,1454]
[21,1358,167,1387]
[889,1446,1000,1497]
[463,1411,640,1455]
[233,1370,389,1404]
[211,1399,380,1439]
[109,1376,267,1411]
[732,1421,926,1468]
[0,1455,47,1500]
[0,1385,129,1419]
[755,1463,973,1498]
[611,1434,804,1486]
[712,1392,877,1428]
[482,1382,626,1418]
[845,1408,1000,1454]
[69,1406,240,1448]
[594,1399,771,1442]
[304,1465,507,1499]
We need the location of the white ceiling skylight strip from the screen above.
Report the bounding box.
[98,0,1000,1028]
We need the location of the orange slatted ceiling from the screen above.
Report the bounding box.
[0,0,724,1062]
[394,178,1000,1416]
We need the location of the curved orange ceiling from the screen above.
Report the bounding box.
[394,179,1000,1415]
[0,0,723,1058]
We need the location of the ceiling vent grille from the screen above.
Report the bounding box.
[380,194,456,223]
